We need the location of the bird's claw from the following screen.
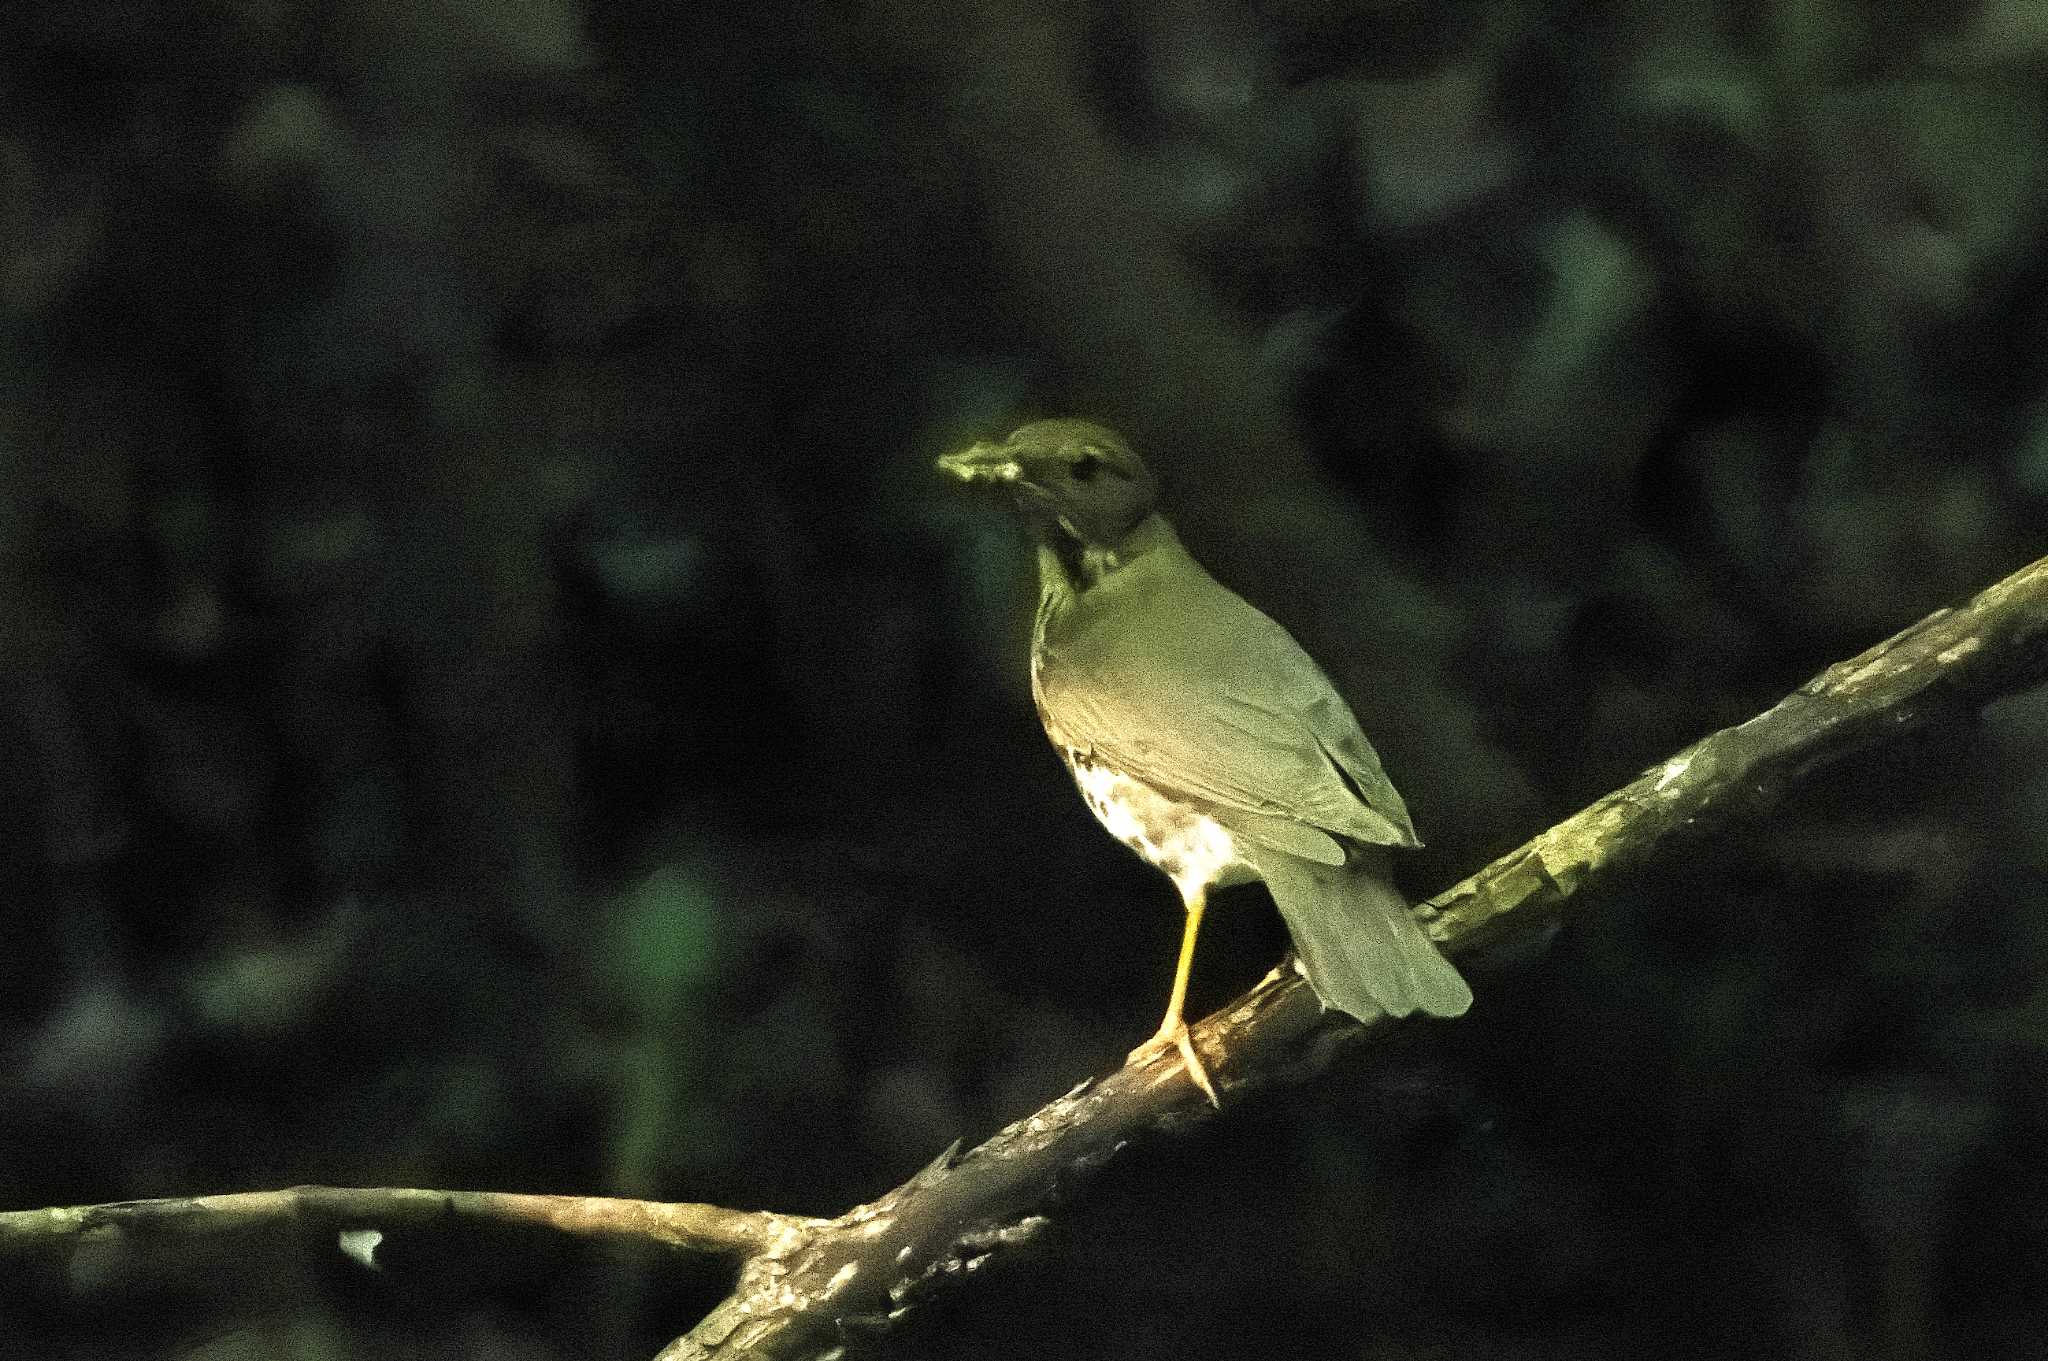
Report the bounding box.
[1127,1022,1220,1108]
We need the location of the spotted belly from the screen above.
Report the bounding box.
[1063,752,1250,902]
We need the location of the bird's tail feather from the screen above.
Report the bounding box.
[1261,852,1471,1020]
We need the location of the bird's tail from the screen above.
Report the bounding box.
[1260,849,1471,1020]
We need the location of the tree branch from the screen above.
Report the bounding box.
[1427,552,2048,949]
[8,552,2048,1360]
[0,1186,821,1263]
[653,550,2048,1359]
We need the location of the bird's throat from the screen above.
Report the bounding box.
[1034,512,1170,597]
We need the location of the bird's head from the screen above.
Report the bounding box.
[935,419,1159,550]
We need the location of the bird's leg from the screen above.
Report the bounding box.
[1127,886,1218,1106]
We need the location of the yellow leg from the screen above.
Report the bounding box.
[1158,890,1204,1042]
[1127,888,1218,1106]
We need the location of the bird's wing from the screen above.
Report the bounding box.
[1040,568,1420,854]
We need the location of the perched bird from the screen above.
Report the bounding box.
[938,418,1470,1103]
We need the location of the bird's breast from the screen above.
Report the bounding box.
[1063,751,1249,902]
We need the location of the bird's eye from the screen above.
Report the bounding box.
[1070,451,1103,482]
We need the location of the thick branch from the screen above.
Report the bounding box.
[657,550,2048,1359]
[1425,553,2048,947]
[0,1186,820,1263]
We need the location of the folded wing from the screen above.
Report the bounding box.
[1038,563,1419,859]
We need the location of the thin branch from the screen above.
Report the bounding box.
[0,1186,821,1262]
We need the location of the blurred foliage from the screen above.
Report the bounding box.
[2,0,2048,1357]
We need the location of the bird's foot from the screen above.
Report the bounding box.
[1127,1020,1219,1107]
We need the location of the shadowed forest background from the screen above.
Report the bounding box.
[5,1,2048,1357]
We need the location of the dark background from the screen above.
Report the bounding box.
[4,1,2048,1357]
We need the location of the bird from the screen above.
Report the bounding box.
[937,418,1470,1104]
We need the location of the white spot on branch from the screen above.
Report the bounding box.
[338,1228,382,1270]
